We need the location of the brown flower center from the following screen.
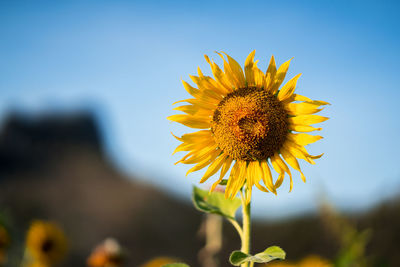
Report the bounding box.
[211,87,289,161]
[41,239,54,253]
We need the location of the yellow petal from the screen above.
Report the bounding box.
[176,136,214,157]
[185,149,220,175]
[292,94,312,102]
[260,161,276,194]
[211,156,233,192]
[253,66,265,88]
[171,132,183,142]
[270,58,292,94]
[216,52,242,89]
[253,162,269,192]
[204,55,232,92]
[310,153,324,159]
[287,133,323,146]
[245,50,256,86]
[197,68,228,97]
[230,161,247,200]
[167,114,211,129]
[255,181,269,192]
[283,142,315,165]
[181,80,200,98]
[179,145,218,164]
[265,55,277,91]
[244,162,256,203]
[225,161,239,199]
[245,183,252,204]
[289,115,329,125]
[246,161,256,188]
[227,161,246,200]
[271,154,293,191]
[276,154,293,192]
[292,95,330,106]
[286,102,323,115]
[189,75,223,101]
[222,51,246,88]
[252,161,263,184]
[311,100,331,105]
[173,105,212,116]
[289,124,322,132]
[281,148,306,182]
[200,154,227,183]
[277,73,302,101]
[286,141,324,163]
[173,98,217,111]
[180,130,212,142]
[270,157,284,189]
[172,138,214,155]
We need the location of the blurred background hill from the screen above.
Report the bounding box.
[0,111,203,266]
[0,112,399,267]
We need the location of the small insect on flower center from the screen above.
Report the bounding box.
[211,87,289,161]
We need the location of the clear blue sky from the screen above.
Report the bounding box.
[1,0,399,218]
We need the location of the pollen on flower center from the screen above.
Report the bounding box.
[211,87,289,161]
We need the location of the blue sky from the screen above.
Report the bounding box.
[1,0,399,218]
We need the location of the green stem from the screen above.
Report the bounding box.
[228,218,243,240]
[240,190,251,267]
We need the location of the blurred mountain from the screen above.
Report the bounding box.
[0,112,102,175]
[0,112,203,266]
[0,112,398,267]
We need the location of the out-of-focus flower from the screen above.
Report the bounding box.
[266,261,296,267]
[87,238,124,267]
[298,255,333,267]
[140,257,178,267]
[168,51,329,202]
[266,255,332,267]
[25,220,67,265]
[0,225,10,264]
[26,261,50,267]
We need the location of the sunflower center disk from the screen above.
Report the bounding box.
[211,87,289,161]
[41,239,54,253]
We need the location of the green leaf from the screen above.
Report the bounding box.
[219,179,228,185]
[192,186,241,219]
[229,246,286,266]
[162,264,190,267]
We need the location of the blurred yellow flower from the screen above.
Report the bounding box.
[0,225,10,264]
[298,255,333,267]
[169,51,329,202]
[26,261,50,267]
[266,255,332,267]
[87,238,124,267]
[25,220,67,265]
[140,257,179,267]
[267,262,296,267]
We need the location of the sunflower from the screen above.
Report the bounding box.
[140,257,179,267]
[25,221,67,265]
[168,51,329,202]
[264,262,296,267]
[87,238,124,267]
[298,255,333,267]
[26,262,50,267]
[266,255,332,267]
